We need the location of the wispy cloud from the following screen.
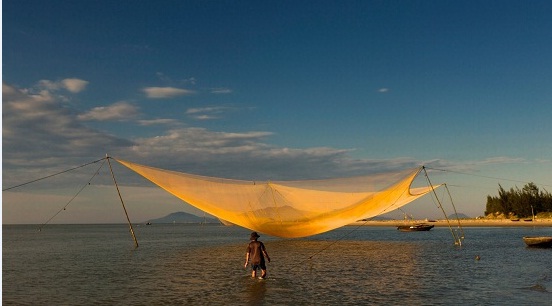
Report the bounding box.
[125,128,422,180]
[422,157,527,174]
[78,101,139,121]
[155,72,197,86]
[137,118,180,126]
[142,86,195,99]
[377,88,389,93]
[186,106,234,120]
[210,87,232,94]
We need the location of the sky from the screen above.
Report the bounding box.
[3,0,552,225]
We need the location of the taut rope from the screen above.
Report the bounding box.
[38,159,107,231]
[3,157,107,191]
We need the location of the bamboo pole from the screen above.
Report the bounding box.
[107,154,139,248]
[423,167,462,246]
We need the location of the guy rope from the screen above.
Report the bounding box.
[4,155,140,248]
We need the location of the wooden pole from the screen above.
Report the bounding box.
[107,154,139,248]
[423,166,462,246]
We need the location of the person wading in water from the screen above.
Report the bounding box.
[244,232,271,279]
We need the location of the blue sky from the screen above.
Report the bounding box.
[3,0,552,224]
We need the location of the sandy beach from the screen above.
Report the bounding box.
[349,218,552,227]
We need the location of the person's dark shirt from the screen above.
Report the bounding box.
[246,241,266,265]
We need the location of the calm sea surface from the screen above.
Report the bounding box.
[3,224,551,305]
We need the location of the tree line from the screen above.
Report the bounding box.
[485,182,552,218]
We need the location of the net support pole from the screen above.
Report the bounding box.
[444,183,465,240]
[107,155,139,248]
[423,166,462,246]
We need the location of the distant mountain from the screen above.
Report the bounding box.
[145,212,219,224]
[448,213,471,219]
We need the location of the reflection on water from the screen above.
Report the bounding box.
[245,278,267,305]
[268,239,427,305]
[3,224,552,305]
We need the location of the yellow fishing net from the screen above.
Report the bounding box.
[116,159,436,238]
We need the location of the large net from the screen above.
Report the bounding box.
[116,159,436,238]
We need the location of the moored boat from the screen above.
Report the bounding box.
[523,236,552,248]
[397,223,434,232]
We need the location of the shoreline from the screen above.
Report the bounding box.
[349,219,552,227]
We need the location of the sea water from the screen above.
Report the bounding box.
[3,224,551,305]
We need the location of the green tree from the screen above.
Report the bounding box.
[485,182,552,218]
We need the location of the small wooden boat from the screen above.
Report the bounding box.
[397,223,434,232]
[523,236,552,248]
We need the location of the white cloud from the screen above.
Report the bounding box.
[37,78,89,93]
[142,86,195,99]
[378,88,389,93]
[3,82,18,95]
[2,82,425,185]
[196,115,217,120]
[62,78,89,93]
[5,80,489,188]
[37,80,62,91]
[78,101,139,121]
[2,82,133,186]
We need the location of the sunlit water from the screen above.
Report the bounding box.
[3,224,551,305]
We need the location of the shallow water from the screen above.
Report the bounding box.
[3,224,552,305]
